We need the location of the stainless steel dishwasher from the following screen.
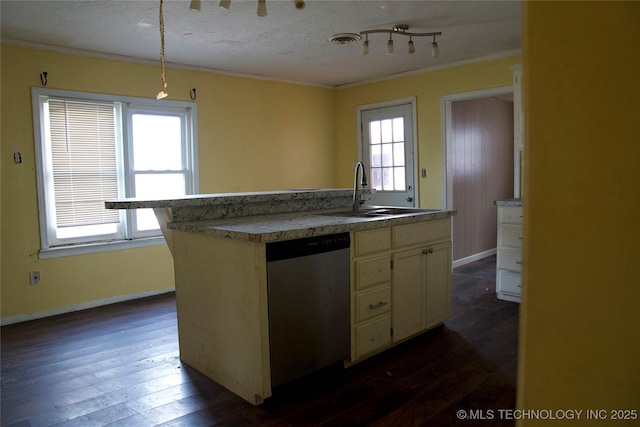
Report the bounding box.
[266,232,350,388]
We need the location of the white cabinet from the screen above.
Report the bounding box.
[350,219,452,362]
[351,229,392,360]
[425,242,453,328]
[496,205,523,302]
[392,247,427,341]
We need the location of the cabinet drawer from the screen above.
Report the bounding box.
[499,206,523,224]
[497,270,522,295]
[498,249,522,272]
[355,316,391,358]
[355,287,391,323]
[354,228,391,257]
[355,256,391,290]
[500,225,523,248]
[393,219,450,248]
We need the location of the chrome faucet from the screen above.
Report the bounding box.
[352,161,368,212]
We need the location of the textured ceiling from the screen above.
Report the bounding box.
[1,0,522,87]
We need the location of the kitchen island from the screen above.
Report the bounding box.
[106,189,455,404]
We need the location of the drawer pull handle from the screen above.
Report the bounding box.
[518,237,523,240]
[369,301,388,310]
[516,261,522,264]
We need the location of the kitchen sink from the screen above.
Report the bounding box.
[319,207,440,218]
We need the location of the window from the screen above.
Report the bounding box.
[32,88,198,258]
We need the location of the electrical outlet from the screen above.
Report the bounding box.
[30,271,41,285]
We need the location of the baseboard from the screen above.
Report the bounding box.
[453,248,496,269]
[0,287,175,326]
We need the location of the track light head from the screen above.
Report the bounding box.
[408,37,415,54]
[189,0,201,12]
[257,0,267,16]
[386,34,394,55]
[362,39,369,55]
[431,35,440,57]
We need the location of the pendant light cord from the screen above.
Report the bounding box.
[158,0,168,97]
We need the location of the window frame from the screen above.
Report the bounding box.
[32,88,198,259]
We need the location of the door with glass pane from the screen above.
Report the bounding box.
[361,103,415,207]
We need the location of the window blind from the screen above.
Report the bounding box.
[48,98,120,227]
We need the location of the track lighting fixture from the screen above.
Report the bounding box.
[336,24,441,57]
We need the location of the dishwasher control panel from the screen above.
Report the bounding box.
[266,233,350,261]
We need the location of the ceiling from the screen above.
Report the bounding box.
[1,0,521,87]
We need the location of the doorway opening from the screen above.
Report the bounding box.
[442,87,515,267]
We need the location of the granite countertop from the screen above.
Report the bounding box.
[106,188,455,243]
[168,208,455,243]
[495,198,523,206]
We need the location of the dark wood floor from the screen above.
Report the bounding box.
[1,255,519,427]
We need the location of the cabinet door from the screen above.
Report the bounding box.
[425,242,452,328]
[392,247,427,341]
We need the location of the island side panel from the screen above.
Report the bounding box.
[172,230,271,405]
[153,207,174,256]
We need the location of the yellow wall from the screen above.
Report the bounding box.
[518,2,640,425]
[0,45,336,321]
[335,55,521,207]
[1,43,521,323]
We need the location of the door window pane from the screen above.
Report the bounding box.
[381,119,393,143]
[381,143,393,167]
[369,121,381,145]
[394,167,406,190]
[368,116,407,192]
[393,143,405,166]
[393,117,404,141]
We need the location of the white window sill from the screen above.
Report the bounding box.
[39,236,166,259]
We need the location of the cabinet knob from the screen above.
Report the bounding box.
[422,248,434,255]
